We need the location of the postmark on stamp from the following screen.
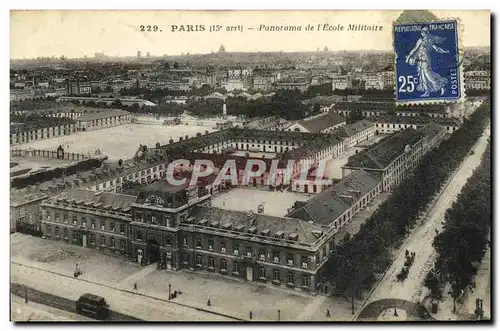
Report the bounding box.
[393,19,463,105]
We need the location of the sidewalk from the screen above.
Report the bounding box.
[11,262,235,321]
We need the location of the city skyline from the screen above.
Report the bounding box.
[11,10,490,59]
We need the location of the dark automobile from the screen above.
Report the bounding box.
[76,293,110,320]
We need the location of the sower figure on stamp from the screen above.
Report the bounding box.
[405,26,450,98]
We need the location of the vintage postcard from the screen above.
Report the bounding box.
[9,10,491,323]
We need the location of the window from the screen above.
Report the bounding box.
[208,256,214,268]
[63,228,68,239]
[72,216,77,225]
[100,236,106,246]
[110,237,115,248]
[220,258,227,270]
[110,222,115,231]
[165,237,172,247]
[120,240,125,250]
[182,253,188,263]
[273,251,280,263]
[63,213,68,224]
[55,226,60,236]
[246,246,252,258]
[55,213,60,222]
[220,242,226,253]
[182,238,188,247]
[302,275,309,287]
[287,272,294,284]
[233,244,239,255]
[137,231,142,241]
[301,256,308,269]
[91,219,96,229]
[46,213,51,221]
[287,253,294,266]
[273,269,280,281]
[259,250,266,261]
[323,247,327,260]
[208,239,214,251]
[90,234,96,244]
[135,211,143,222]
[120,224,125,234]
[82,218,87,228]
[233,262,240,273]
[46,225,51,235]
[166,217,171,227]
[151,215,157,225]
[196,238,202,249]
[315,253,320,265]
[196,255,202,266]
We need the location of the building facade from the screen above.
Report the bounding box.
[76,109,133,131]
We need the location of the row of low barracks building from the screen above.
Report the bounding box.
[38,121,447,293]
[10,109,132,145]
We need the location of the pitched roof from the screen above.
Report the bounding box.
[76,109,131,122]
[295,112,346,133]
[340,119,375,137]
[344,128,425,170]
[46,188,137,213]
[286,170,381,226]
[189,206,323,244]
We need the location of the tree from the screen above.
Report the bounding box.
[424,268,442,299]
[173,62,179,69]
[347,109,364,124]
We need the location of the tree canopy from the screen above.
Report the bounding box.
[324,99,491,297]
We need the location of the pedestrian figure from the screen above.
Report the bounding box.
[249,311,253,320]
[134,283,137,290]
[405,249,409,257]
[25,288,28,303]
[207,299,211,306]
[394,308,398,317]
[326,309,331,317]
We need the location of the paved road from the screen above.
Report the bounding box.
[11,262,237,321]
[11,294,93,322]
[357,122,490,319]
[357,299,434,321]
[11,283,140,321]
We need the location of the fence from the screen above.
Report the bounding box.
[10,149,90,161]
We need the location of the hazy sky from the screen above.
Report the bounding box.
[10,10,490,59]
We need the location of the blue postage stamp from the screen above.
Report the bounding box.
[393,20,462,104]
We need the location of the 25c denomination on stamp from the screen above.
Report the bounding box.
[393,19,463,105]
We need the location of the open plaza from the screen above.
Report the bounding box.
[12,123,215,161]
[10,233,354,321]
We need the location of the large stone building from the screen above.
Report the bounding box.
[10,116,78,145]
[76,109,133,131]
[285,112,346,134]
[37,120,447,293]
[40,168,382,294]
[333,101,452,119]
[464,70,490,91]
[342,122,447,190]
